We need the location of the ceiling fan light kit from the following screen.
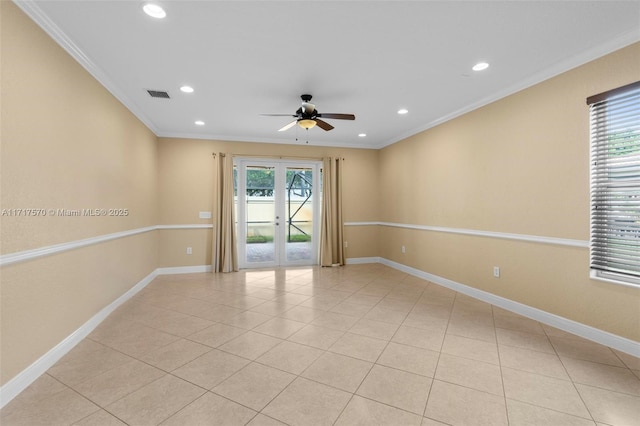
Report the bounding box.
[263,94,355,135]
[298,119,317,130]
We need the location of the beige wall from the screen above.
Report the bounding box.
[157,138,380,266]
[1,2,159,384]
[378,43,640,341]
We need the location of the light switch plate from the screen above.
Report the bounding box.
[199,211,212,219]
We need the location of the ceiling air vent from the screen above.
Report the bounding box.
[147,89,170,99]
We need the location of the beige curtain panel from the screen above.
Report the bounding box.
[320,156,345,266]
[212,153,238,272]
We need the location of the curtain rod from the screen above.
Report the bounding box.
[212,153,344,161]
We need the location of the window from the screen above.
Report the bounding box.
[588,81,640,287]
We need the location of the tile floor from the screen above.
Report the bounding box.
[2,264,639,425]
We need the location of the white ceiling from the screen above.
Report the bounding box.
[16,1,640,149]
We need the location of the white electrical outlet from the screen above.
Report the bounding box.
[493,266,500,278]
[344,241,348,248]
[401,245,406,253]
[186,247,192,255]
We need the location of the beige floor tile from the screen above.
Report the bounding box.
[299,295,343,311]
[364,306,409,324]
[562,357,640,396]
[613,350,640,370]
[311,311,361,331]
[257,340,324,374]
[162,392,256,425]
[441,334,500,365]
[392,324,446,351]
[140,338,211,372]
[47,340,134,387]
[246,414,288,426]
[218,331,283,360]
[376,297,416,313]
[550,336,625,367]
[212,362,295,411]
[90,322,180,358]
[301,351,373,392]
[346,293,384,307]
[499,344,569,380]
[1,387,99,426]
[12,265,636,426]
[335,395,423,426]
[421,417,449,425]
[187,323,247,348]
[377,342,439,377]
[223,310,273,329]
[142,312,215,337]
[247,288,281,300]
[3,373,67,407]
[357,364,432,414]
[425,380,508,426]
[409,303,452,321]
[493,313,546,335]
[73,409,128,426]
[172,349,249,389]
[435,353,504,396]
[262,377,352,426]
[106,375,204,425]
[73,359,165,406]
[278,305,322,323]
[192,304,245,323]
[357,286,392,298]
[330,301,373,317]
[502,367,591,418]
[253,317,307,338]
[506,399,596,426]
[349,318,399,341]
[273,292,312,305]
[575,383,640,426]
[445,320,497,343]
[329,332,388,362]
[288,324,345,349]
[496,328,555,354]
[250,300,296,316]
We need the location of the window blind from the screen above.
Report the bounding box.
[588,81,640,286]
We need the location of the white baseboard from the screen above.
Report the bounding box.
[156,265,212,275]
[346,257,381,265]
[377,257,640,358]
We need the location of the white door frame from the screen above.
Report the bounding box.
[235,158,321,269]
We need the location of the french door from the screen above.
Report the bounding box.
[235,158,321,268]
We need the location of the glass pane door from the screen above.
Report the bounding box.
[285,166,314,264]
[236,159,321,269]
[243,164,277,267]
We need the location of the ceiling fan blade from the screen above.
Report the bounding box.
[316,113,355,120]
[261,114,297,117]
[314,119,334,131]
[278,120,298,132]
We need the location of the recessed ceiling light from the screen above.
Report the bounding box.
[397,109,409,115]
[472,62,490,71]
[143,3,166,19]
[195,120,205,126]
[180,85,194,93]
[358,133,367,137]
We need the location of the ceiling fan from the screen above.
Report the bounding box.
[261,94,355,132]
